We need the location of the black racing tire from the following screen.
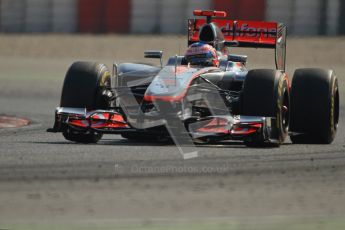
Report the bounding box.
[60,62,111,143]
[289,69,339,144]
[241,69,290,147]
[61,62,110,109]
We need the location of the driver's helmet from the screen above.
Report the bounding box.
[185,42,219,67]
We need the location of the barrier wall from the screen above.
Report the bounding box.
[293,0,321,35]
[0,0,26,32]
[25,0,51,32]
[131,0,211,34]
[266,0,340,35]
[160,0,186,34]
[326,0,340,35]
[105,0,130,33]
[266,1,294,32]
[52,0,77,33]
[213,0,265,20]
[0,0,77,33]
[131,0,160,33]
[0,0,343,35]
[78,0,130,33]
[78,0,104,33]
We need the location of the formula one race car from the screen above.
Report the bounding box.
[48,10,339,147]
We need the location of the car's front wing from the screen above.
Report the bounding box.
[47,107,280,144]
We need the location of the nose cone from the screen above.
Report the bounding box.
[143,66,198,102]
[144,66,219,102]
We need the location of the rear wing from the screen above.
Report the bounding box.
[188,19,287,71]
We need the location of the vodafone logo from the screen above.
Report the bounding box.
[221,23,277,38]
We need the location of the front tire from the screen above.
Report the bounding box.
[60,62,111,143]
[289,69,339,144]
[241,69,290,147]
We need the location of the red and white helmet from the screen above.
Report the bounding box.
[185,42,219,67]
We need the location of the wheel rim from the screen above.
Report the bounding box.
[333,86,339,131]
[282,89,290,132]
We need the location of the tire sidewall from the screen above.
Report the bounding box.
[328,75,338,142]
[290,69,338,144]
[275,73,289,143]
[95,64,111,109]
[60,62,111,143]
[61,62,111,110]
[241,69,290,145]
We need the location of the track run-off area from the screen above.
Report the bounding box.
[0,35,345,229]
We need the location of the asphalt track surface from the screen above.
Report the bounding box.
[0,35,345,227]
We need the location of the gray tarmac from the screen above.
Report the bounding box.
[0,35,345,227]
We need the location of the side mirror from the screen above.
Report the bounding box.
[144,50,163,67]
[144,50,163,59]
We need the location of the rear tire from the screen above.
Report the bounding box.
[289,69,339,144]
[241,69,290,147]
[60,62,111,143]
